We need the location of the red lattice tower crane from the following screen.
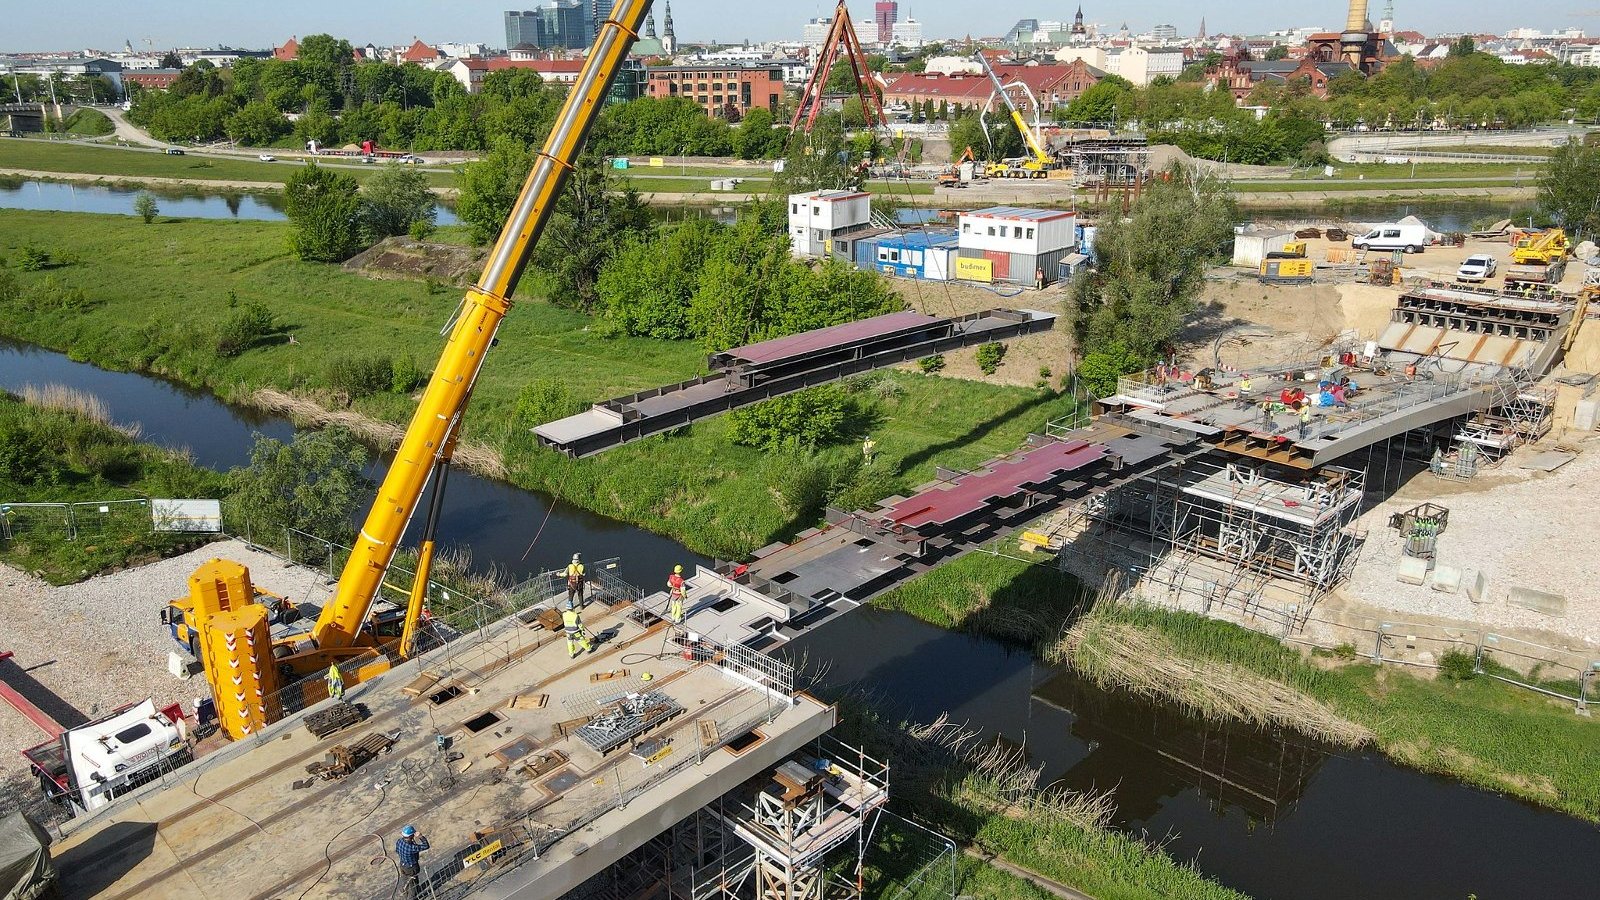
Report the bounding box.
[791,0,886,133]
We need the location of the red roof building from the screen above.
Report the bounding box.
[401,39,441,63]
[883,60,1101,113]
[124,70,181,91]
[274,37,298,61]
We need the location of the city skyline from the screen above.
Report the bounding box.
[0,0,1575,53]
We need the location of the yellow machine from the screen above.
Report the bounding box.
[1512,228,1569,265]
[973,52,1063,180]
[167,0,655,739]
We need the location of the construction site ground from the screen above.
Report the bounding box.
[0,541,333,805]
[47,585,829,899]
[892,275,1071,386]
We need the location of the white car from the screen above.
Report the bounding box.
[1456,254,1497,282]
[258,154,276,162]
[398,154,425,164]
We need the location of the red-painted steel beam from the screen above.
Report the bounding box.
[0,651,66,739]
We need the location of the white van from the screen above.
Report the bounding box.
[1352,223,1429,253]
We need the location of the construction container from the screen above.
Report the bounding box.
[958,207,1076,257]
[1260,258,1314,283]
[1232,227,1293,268]
[789,189,872,257]
[865,230,959,280]
[956,246,1071,286]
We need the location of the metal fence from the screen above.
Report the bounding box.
[0,498,157,543]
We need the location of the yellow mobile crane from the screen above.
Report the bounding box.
[164,0,654,741]
[973,51,1062,179]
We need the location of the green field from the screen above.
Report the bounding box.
[1234,179,1533,194]
[0,210,1073,559]
[0,139,457,188]
[874,551,1600,821]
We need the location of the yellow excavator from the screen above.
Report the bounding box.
[163,0,654,741]
[972,51,1064,180]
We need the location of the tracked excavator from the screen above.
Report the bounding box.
[162,0,654,742]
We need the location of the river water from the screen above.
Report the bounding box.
[4,344,1598,897]
[0,178,461,225]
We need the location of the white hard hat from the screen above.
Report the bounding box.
[572,553,581,561]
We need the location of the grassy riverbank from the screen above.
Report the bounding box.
[834,700,1250,900]
[0,210,1076,560]
[873,552,1600,822]
[0,389,225,582]
[0,138,455,188]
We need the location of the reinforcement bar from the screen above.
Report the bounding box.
[535,308,1057,457]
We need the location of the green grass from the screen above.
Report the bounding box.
[0,209,1073,559]
[618,172,933,196]
[873,552,1600,822]
[62,109,114,137]
[0,391,226,583]
[0,139,457,188]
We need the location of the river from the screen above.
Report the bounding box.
[3,341,1598,898]
[0,178,462,226]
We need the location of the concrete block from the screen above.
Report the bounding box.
[1397,556,1431,586]
[1466,570,1487,603]
[1430,565,1462,593]
[1575,398,1600,432]
[1508,587,1567,616]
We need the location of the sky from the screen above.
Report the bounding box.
[0,1,1572,53]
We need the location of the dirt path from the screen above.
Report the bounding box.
[1236,186,1536,205]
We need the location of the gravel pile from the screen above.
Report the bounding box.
[1343,436,1600,645]
[0,540,336,785]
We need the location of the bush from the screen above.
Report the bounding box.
[408,219,436,240]
[1439,649,1478,681]
[215,301,274,357]
[133,191,159,224]
[727,385,860,452]
[390,356,425,393]
[0,270,18,304]
[975,342,1007,376]
[325,353,393,399]
[769,453,838,519]
[20,275,90,313]
[14,246,50,271]
[918,354,945,375]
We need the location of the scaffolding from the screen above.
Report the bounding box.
[1447,382,1555,469]
[570,737,895,900]
[1058,457,1367,634]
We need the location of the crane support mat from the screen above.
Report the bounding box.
[534,308,1057,457]
[303,701,365,739]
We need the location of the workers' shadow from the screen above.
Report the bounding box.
[57,820,158,896]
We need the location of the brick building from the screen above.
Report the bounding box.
[644,64,784,117]
[882,59,1101,114]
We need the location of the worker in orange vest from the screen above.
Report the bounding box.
[666,565,687,624]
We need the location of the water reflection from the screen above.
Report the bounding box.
[0,178,461,225]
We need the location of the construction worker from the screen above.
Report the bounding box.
[394,825,430,900]
[325,663,344,701]
[1237,374,1253,409]
[666,564,687,624]
[562,604,593,658]
[862,435,876,462]
[565,553,585,607]
[1298,406,1312,439]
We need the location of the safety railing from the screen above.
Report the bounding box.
[0,497,160,542]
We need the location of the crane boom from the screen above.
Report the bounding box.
[309,0,652,650]
[973,52,1053,169]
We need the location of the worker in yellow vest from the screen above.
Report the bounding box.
[562,605,593,658]
[666,565,687,624]
[564,553,585,607]
[325,663,344,701]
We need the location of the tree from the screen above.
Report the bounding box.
[1539,139,1600,239]
[1063,79,1131,124]
[1449,36,1477,58]
[727,385,859,452]
[159,51,183,70]
[948,112,1022,161]
[133,191,159,225]
[533,152,650,309]
[225,99,289,145]
[360,163,436,240]
[226,428,371,542]
[1072,164,1236,376]
[1264,45,1289,61]
[732,106,783,159]
[283,163,364,261]
[599,218,717,338]
[455,140,535,245]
